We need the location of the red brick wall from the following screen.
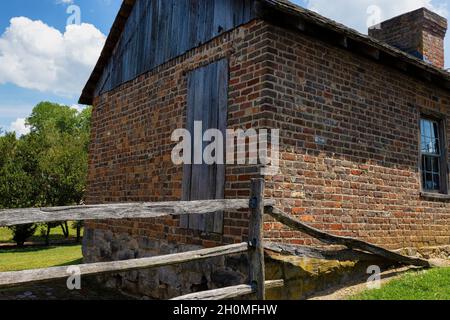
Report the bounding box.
[422,31,446,69]
[86,19,450,253]
[85,20,270,249]
[263,23,450,249]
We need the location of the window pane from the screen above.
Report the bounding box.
[433,122,439,140]
[433,174,441,190]
[421,136,429,153]
[421,119,430,138]
[423,156,432,172]
[422,155,441,191]
[432,157,440,174]
[434,139,440,154]
[426,120,433,139]
[420,118,444,192]
[420,119,440,155]
[425,172,433,190]
[422,156,440,173]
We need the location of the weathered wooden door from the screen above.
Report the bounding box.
[181,59,228,233]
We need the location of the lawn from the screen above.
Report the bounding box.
[0,224,82,244]
[0,224,83,273]
[0,245,83,272]
[351,268,450,300]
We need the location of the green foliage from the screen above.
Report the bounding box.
[0,133,35,208]
[0,223,84,243]
[9,225,37,247]
[0,102,91,245]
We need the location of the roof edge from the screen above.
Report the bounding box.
[79,0,450,105]
[79,0,136,105]
[257,0,450,89]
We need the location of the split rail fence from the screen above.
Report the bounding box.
[0,178,431,300]
[0,179,283,300]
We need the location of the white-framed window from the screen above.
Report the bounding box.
[420,117,447,193]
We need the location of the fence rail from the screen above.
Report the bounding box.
[0,178,282,300]
[0,243,249,289]
[0,178,430,299]
[171,280,284,301]
[265,206,431,268]
[0,199,275,227]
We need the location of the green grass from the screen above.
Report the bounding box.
[0,245,82,272]
[0,224,83,272]
[0,228,12,242]
[351,268,450,300]
[0,224,82,244]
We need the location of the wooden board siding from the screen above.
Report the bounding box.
[94,0,255,96]
[181,59,229,233]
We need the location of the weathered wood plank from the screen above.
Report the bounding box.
[0,243,249,289]
[197,60,212,232]
[183,60,229,233]
[248,179,266,300]
[213,58,229,234]
[181,60,197,229]
[171,280,284,301]
[0,199,275,227]
[265,206,431,268]
[188,63,205,231]
[203,60,216,233]
[93,0,256,98]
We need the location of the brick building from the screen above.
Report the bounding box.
[79,0,450,298]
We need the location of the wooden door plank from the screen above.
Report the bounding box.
[204,61,218,233]
[183,59,228,233]
[213,59,229,234]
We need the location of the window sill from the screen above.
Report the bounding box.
[420,192,450,201]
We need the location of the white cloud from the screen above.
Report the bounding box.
[71,104,85,113]
[0,17,106,98]
[9,118,30,136]
[302,0,448,33]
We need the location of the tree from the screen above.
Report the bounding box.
[0,102,92,246]
[0,133,39,246]
[0,133,36,208]
[9,224,37,247]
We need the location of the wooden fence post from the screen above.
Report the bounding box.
[248,178,266,300]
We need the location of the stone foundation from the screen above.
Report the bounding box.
[83,228,417,300]
[84,229,450,300]
[397,245,450,260]
[264,244,397,300]
[82,228,248,300]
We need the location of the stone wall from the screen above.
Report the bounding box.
[264,245,395,300]
[82,228,248,300]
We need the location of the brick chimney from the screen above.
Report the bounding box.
[369,8,447,68]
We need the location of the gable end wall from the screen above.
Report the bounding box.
[83,20,271,299]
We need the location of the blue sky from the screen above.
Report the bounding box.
[0,0,121,134]
[0,0,449,135]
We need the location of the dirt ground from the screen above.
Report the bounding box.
[0,278,135,300]
[308,266,417,300]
